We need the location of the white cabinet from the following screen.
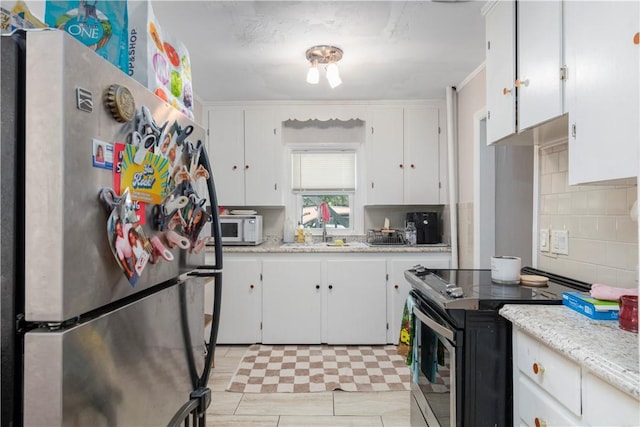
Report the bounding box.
[326,259,387,344]
[517,0,563,131]
[386,255,451,344]
[216,258,262,344]
[484,0,564,144]
[565,1,639,185]
[485,0,516,144]
[261,259,322,344]
[367,106,441,204]
[513,327,640,426]
[207,107,282,206]
[582,371,640,426]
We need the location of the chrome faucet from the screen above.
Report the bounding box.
[322,220,328,242]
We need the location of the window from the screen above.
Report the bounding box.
[291,151,356,232]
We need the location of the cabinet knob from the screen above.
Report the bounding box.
[502,87,512,95]
[394,284,399,290]
[249,284,254,289]
[315,284,320,290]
[399,164,404,169]
[232,165,238,170]
[634,32,639,45]
[534,417,547,427]
[410,164,415,169]
[532,362,544,375]
[245,164,250,170]
[515,79,530,88]
[328,284,333,290]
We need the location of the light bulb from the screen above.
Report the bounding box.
[326,63,342,88]
[306,63,319,84]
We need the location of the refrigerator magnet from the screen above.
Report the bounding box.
[119,144,170,204]
[92,139,113,170]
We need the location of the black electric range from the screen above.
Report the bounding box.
[405,266,590,311]
[404,266,591,427]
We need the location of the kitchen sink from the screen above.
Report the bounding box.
[280,241,368,248]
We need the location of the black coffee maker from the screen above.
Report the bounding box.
[406,212,441,244]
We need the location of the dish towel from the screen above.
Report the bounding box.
[397,294,419,381]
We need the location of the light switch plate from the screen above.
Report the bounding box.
[540,229,550,252]
[551,229,569,255]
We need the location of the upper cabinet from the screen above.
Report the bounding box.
[367,105,442,205]
[565,1,639,185]
[207,107,282,206]
[485,0,564,144]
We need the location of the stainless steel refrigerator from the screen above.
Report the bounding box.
[1,30,223,427]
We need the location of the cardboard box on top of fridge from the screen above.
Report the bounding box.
[0,1,48,33]
[43,1,129,74]
[127,0,194,120]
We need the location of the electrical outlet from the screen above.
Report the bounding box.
[551,229,569,255]
[540,229,550,252]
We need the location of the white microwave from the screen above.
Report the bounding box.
[218,215,263,246]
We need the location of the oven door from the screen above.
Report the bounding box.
[411,297,458,427]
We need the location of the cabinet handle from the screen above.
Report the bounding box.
[534,417,547,427]
[328,285,333,290]
[394,285,399,290]
[502,87,512,95]
[245,164,249,170]
[232,165,238,170]
[634,32,639,45]
[315,284,320,290]
[532,362,544,375]
[399,164,404,169]
[410,164,415,169]
[250,284,254,289]
[515,79,529,88]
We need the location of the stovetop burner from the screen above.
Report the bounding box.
[405,266,591,310]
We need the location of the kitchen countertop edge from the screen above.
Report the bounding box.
[208,243,452,254]
[500,304,639,399]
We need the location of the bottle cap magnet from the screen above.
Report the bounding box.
[104,84,135,123]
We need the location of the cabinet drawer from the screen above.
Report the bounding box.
[517,330,581,416]
[582,371,640,426]
[518,375,582,427]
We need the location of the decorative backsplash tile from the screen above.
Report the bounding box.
[538,143,638,287]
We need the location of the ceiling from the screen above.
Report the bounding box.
[150,1,487,103]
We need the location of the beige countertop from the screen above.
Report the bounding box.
[209,240,451,254]
[500,304,639,399]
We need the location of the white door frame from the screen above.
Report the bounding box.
[472,108,495,269]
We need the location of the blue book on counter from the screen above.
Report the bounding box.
[562,292,619,320]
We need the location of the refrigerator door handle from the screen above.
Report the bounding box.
[195,140,223,271]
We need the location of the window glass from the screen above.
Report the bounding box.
[300,195,351,229]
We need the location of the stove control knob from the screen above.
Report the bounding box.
[448,287,464,298]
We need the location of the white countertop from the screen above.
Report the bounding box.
[212,241,451,254]
[500,304,639,399]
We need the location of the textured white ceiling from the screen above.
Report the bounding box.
[151,1,486,102]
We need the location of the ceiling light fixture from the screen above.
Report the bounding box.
[305,45,343,88]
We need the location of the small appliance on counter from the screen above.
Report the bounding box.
[406,211,441,244]
[219,214,264,245]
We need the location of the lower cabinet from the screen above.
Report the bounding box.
[215,258,262,344]
[325,259,387,344]
[217,251,451,345]
[387,256,451,343]
[262,259,322,344]
[513,327,640,426]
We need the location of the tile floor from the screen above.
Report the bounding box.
[207,345,411,427]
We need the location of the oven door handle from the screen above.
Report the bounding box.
[413,306,455,343]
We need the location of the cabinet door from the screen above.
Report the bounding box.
[582,371,640,426]
[404,106,440,204]
[216,258,262,344]
[262,259,322,344]
[387,256,450,344]
[208,108,245,206]
[244,109,282,205]
[326,259,387,344]
[565,1,639,184]
[367,107,404,205]
[485,0,516,144]
[517,0,563,131]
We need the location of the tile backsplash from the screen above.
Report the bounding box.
[538,143,638,287]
